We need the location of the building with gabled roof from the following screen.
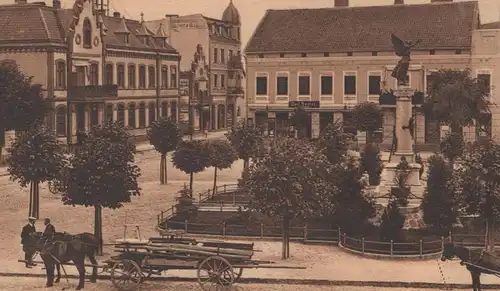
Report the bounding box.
[146,0,245,133]
[244,0,500,149]
[0,0,181,151]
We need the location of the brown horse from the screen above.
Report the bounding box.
[38,232,99,290]
[441,243,500,291]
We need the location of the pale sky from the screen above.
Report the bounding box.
[7,0,500,47]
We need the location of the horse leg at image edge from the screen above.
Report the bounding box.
[476,273,482,291]
[74,260,86,290]
[88,253,98,283]
[55,263,61,283]
[470,271,479,291]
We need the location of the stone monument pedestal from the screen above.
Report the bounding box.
[376,86,424,206]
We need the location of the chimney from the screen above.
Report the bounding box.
[53,0,60,9]
[334,0,348,7]
[14,0,27,4]
[113,12,121,18]
[394,0,404,4]
[431,0,452,3]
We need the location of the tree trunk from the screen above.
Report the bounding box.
[281,218,286,260]
[29,181,40,219]
[189,172,194,194]
[164,155,168,184]
[94,205,103,256]
[366,131,371,144]
[285,216,290,258]
[485,218,495,251]
[160,156,165,184]
[212,167,218,196]
[243,158,249,170]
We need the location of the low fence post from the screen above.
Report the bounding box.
[156,214,159,227]
[160,211,164,223]
[222,222,226,236]
[184,220,188,233]
[419,240,423,257]
[260,223,264,239]
[338,228,341,244]
[171,205,175,215]
[304,224,308,241]
[390,240,393,257]
[362,238,365,254]
[343,233,347,246]
[449,231,452,243]
[199,193,202,203]
[220,201,223,212]
[441,236,445,251]
[232,190,236,205]
[224,184,227,193]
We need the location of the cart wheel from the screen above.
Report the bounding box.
[197,256,234,290]
[48,181,58,194]
[233,268,243,282]
[110,259,144,291]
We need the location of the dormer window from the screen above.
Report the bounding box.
[217,26,222,35]
[83,18,92,48]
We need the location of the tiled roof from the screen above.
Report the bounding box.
[0,3,177,53]
[0,4,65,43]
[245,1,478,53]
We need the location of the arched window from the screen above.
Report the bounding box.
[161,66,168,88]
[138,102,146,128]
[148,66,156,88]
[83,18,92,48]
[128,103,136,128]
[105,63,113,85]
[161,101,168,117]
[148,102,156,125]
[105,104,113,122]
[170,101,177,122]
[117,64,125,88]
[55,106,66,136]
[170,66,177,88]
[128,64,136,88]
[55,61,66,89]
[117,103,125,124]
[89,63,99,85]
[138,65,146,88]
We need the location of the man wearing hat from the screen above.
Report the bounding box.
[21,217,37,268]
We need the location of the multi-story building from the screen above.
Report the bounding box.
[0,0,180,148]
[244,0,500,149]
[146,0,245,132]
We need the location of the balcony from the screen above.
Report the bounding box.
[69,85,118,101]
[227,86,244,95]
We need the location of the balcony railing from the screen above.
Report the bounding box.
[69,85,118,100]
[227,86,244,95]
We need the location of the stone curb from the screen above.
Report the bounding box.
[0,272,497,289]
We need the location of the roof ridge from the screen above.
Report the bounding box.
[38,7,51,41]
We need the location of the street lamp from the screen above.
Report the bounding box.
[197,76,208,134]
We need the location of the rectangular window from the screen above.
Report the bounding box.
[170,66,177,88]
[221,49,225,64]
[478,73,491,95]
[256,76,267,95]
[117,64,125,88]
[214,48,219,63]
[426,73,434,93]
[161,66,168,88]
[89,63,99,85]
[276,76,288,95]
[368,75,381,95]
[104,64,114,85]
[344,74,356,95]
[221,74,225,88]
[148,66,156,88]
[214,74,218,87]
[320,75,333,95]
[138,66,146,88]
[298,75,310,96]
[128,65,136,88]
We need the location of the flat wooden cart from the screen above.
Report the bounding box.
[106,234,305,291]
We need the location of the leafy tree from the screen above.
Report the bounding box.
[6,124,66,218]
[379,196,405,242]
[172,140,210,192]
[440,132,465,164]
[329,157,375,233]
[147,117,182,184]
[360,143,383,185]
[289,106,310,138]
[61,121,141,254]
[240,137,335,259]
[226,122,263,170]
[316,120,352,165]
[422,69,489,136]
[352,102,383,143]
[453,138,500,251]
[421,155,457,234]
[0,61,51,159]
[206,140,238,194]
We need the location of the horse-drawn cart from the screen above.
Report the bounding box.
[20,225,305,291]
[105,235,304,291]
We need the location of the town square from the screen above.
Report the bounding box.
[1,0,500,290]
